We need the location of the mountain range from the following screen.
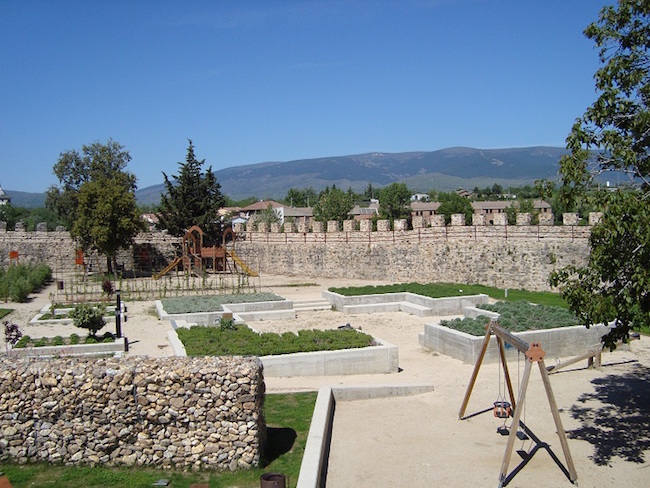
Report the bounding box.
[6,146,569,207]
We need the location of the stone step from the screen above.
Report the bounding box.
[293,299,332,312]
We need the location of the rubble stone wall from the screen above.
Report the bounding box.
[0,356,265,470]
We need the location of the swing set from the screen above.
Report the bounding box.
[459,320,578,487]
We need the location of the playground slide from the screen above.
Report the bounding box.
[226,249,258,277]
[153,256,182,279]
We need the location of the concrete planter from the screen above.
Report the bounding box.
[156,299,296,324]
[418,322,610,364]
[9,337,127,358]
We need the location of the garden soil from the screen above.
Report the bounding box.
[2,274,650,487]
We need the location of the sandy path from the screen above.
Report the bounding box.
[2,274,649,487]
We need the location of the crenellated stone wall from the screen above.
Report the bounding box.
[232,228,590,291]
[0,222,593,291]
[0,356,265,470]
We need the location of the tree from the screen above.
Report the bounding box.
[72,172,145,274]
[45,139,143,273]
[46,139,135,228]
[284,187,317,207]
[549,0,650,349]
[313,186,354,224]
[378,183,411,221]
[436,192,474,225]
[157,140,226,243]
[255,203,282,227]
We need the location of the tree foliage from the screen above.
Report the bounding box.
[284,187,317,207]
[550,0,650,349]
[71,171,145,273]
[312,186,354,224]
[157,140,226,242]
[378,182,411,220]
[436,192,474,225]
[46,139,143,273]
[46,139,135,228]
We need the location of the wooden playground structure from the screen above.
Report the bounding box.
[459,320,578,487]
[153,225,257,279]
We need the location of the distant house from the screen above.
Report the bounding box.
[410,201,440,220]
[472,200,551,224]
[0,186,10,206]
[141,213,159,230]
[239,200,313,226]
[455,188,474,198]
[410,193,429,202]
[349,202,379,221]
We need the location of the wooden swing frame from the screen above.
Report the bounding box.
[459,320,578,487]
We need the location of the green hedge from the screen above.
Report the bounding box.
[161,292,284,314]
[329,282,568,308]
[0,264,52,303]
[177,324,375,356]
[440,300,580,336]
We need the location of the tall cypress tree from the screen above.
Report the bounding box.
[157,140,226,244]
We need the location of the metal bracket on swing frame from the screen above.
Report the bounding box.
[458,320,578,487]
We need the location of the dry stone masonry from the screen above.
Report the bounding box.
[0,356,265,470]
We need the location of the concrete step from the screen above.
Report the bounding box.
[293,299,332,312]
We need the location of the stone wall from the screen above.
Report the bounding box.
[0,226,591,291]
[233,228,590,291]
[0,356,265,470]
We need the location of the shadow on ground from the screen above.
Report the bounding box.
[263,427,297,466]
[568,363,650,466]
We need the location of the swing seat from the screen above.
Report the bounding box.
[497,425,510,436]
[493,401,512,419]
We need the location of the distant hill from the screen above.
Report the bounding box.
[5,146,570,207]
[135,146,569,204]
[2,190,46,208]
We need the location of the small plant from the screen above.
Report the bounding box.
[4,320,23,354]
[102,278,115,299]
[219,317,236,331]
[70,303,106,338]
[69,333,80,345]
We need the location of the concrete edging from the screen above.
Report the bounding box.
[296,384,435,488]
[9,337,127,358]
[166,324,398,376]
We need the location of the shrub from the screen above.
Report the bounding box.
[440,300,580,336]
[102,278,115,298]
[71,304,106,337]
[4,320,23,353]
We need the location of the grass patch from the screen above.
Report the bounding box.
[178,324,375,356]
[161,293,285,314]
[440,300,580,336]
[0,308,13,319]
[14,332,116,348]
[0,391,316,488]
[330,282,568,308]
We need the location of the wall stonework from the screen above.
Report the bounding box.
[0,356,265,470]
[234,231,589,291]
[1,228,590,292]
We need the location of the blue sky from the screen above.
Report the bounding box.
[1,0,608,193]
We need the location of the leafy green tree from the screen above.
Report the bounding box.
[255,203,282,227]
[46,139,135,228]
[72,172,146,274]
[364,182,376,200]
[436,192,474,225]
[313,186,354,224]
[284,187,317,207]
[45,139,143,273]
[157,140,226,243]
[378,182,411,220]
[549,0,650,349]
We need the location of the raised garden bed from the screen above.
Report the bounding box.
[8,336,127,358]
[30,303,123,325]
[168,320,399,376]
